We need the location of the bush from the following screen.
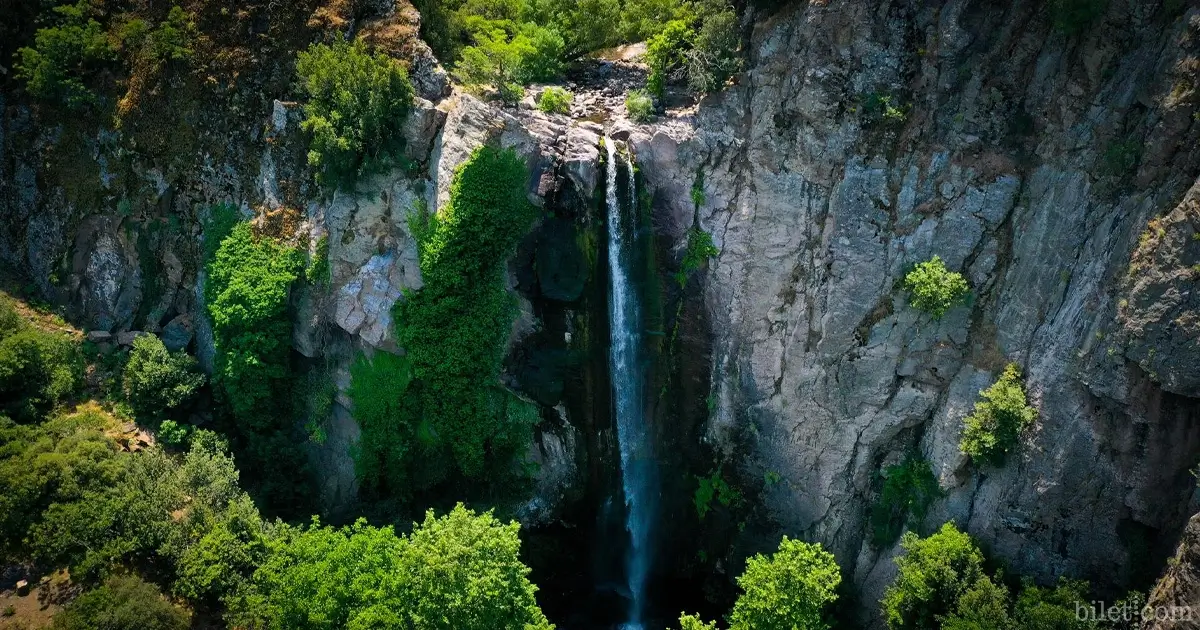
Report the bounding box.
[870,455,940,547]
[0,326,81,422]
[882,522,990,630]
[902,255,969,318]
[348,352,415,494]
[231,505,552,630]
[537,86,572,114]
[14,1,115,108]
[118,6,197,65]
[52,575,189,630]
[693,469,739,520]
[455,24,563,100]
[676,226,719,286]
[728,536,841,630]
[645,19,694,98]
[625,89,655,122]
[685,8,740,94]
[941,576,1014,630]
[122,335,204,420]
[959,364,1037,466]
[296,39,414,188]
[1014,578,1095,630]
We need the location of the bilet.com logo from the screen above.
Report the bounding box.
[1077,600,1196,623]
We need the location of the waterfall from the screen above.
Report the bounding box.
[604,137,654,629]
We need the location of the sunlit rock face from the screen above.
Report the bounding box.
[618,1,1200,623]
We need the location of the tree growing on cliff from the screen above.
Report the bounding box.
[122,334,204,421]
[882,522,991,630]
[296,39,414,188]
[903,255,970,319]
[959,364,1037,467]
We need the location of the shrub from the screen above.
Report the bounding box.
[959,364,1037,466]
[118,6,197,65]
[1014,578,1095,630]
[52,575,189,630]
[645,20,694,98]
[685,8,740,94]
[675,615,718,630]
[625,89,655,122]
[232,505,552,630]
[882,522,990,630]
[676,226,719,286]
[903,255,969,318]
[122,335,204,420]
[0,326,81,422]
[728,536,841,630]
[296,39,414,188]
[14,1,115,108]
[940,576,1014,630]
[537,86,572,114]
[694,469,740,520]
[870,455,940,547]
[456,24,563,100]
[348,352,415,494]
[305,235,330,285]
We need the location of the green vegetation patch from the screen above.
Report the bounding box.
[870,454,940,547]
[0,295,81,422]
[296,39,415,189]
[349,146,539,495]
[902,255,970,319]
[694,468,740,520]
[959,363,1037,467]
[676,226,719,286]
[537,86,572,114]
[122,334,204,422]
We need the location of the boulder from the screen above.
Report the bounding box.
[116,330,145,346]
[160,314,193,352]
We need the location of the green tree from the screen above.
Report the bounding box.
[232,505,552,630]
[1014,578,1097,630]
[903,255,970,318]
[122,335,204,420]
[728,536,841,630]
[676,614,718,630]
[0,325,81,422]
[685,7,740,94]
[940,576,1014,630]
[959,364,1037,467]
[296,39,414,188]
[14,0,115,108]
[399,504,553,630]
[883,522,987,630]
[52,575,189,630]
[537,86,572,113]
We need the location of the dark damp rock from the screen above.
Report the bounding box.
[514,342,573,406]
[535,217,588,302]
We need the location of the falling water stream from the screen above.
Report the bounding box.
[604,137,655,629]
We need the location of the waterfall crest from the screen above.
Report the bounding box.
[604,137,654,629]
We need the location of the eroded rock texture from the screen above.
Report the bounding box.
[624,0,1200,619]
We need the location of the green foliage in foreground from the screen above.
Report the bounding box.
[679,537,841,630]
[883,523,990,630]
[0,297,81,422]
[729,537,842,630]
[959,364,1037,467]
[537,86,572,114]
[296,39,414,189]
[52,575,190,630]
[870,455,940,547]
[122,334,204,421]
[349,146,539,494]
[231,505,552,630]
[903,255,969,319]
[693,468,740,520]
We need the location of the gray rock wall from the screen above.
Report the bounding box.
[626,0,1200,621]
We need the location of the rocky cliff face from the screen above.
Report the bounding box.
[623,0,1200,620]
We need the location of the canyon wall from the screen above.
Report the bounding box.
[625,0,1200,620]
